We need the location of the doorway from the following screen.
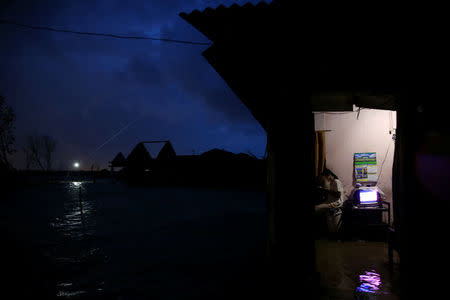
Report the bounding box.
[313,106,400,298]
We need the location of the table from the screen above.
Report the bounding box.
[349,201,391,240]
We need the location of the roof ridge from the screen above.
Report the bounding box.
[180,1,271,17]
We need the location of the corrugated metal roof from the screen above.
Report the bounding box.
[179,1,406,125]
[180,1,272,20]
[180,1,276,44]
[180,2,283,130]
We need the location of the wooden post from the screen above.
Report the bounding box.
[79,186,83,214]
[91,164,96,184]
[264,103,317,297]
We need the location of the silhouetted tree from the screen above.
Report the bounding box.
[26,136,45,171]
[42,135,56,170]
[0,96,16,166]
[25,135,56,171]
[22,146,32,170]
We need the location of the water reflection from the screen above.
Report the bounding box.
[355,270,385,298]
[56,290,87,297]
[50,181,105,298]
[72,181,82,187]
[56,280,104,298]
[50,181,96,239]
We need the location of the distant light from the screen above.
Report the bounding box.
[74,162,80,168]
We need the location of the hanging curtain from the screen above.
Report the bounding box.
[315,131,326,177]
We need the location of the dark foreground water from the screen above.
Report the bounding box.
[2,180,266,299]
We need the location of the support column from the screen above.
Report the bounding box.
[394,95,450,298]
[265,103,317,297]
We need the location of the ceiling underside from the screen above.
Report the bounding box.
[180,2,439,128]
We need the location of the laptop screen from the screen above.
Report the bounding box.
[359,189,378,204]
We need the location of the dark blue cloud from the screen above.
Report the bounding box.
[0,0,268,169]
[115,55,163,86]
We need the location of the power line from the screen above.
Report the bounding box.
[0,19,212,46]
[377,141,392,183]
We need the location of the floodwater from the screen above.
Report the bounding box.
[2,180,266,299]
[2,178,402,299]
[316,239,401,299]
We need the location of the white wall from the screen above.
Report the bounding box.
[314,108,396,223]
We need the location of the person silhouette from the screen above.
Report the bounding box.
[315,168,345,236]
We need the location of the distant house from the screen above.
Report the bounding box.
[200,148,256,161]
[122,141,176,173]
[170,148,264,186]
[109,152,126,172]
[200,148,236,160]
[156,141,177,160]
[125,142,152,172]
[116,141,264,186]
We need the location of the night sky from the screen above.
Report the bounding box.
[0,0,268,170]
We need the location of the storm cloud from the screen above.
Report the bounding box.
[0,0,268,169]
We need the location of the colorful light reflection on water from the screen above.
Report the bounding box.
[356,270,381,294]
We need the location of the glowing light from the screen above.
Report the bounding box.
[72,182,82,187]
[356,270,382,295]
[73,162,80,168]
[359,190,378,205]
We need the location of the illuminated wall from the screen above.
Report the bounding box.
[314,107,396,224]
